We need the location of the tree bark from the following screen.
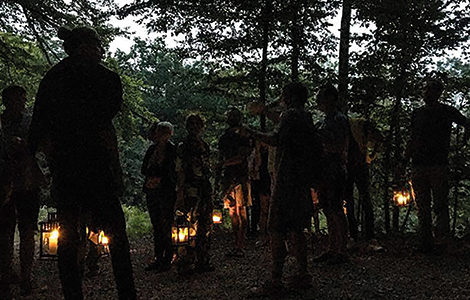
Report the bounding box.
[259,0,271,131]
[338,0,352,112]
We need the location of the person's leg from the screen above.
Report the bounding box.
[102,199,136,300]
[290,231,308,277]
[228,205,240,250]
[343,173,358,241]
[430,166,450,242]
[270,232,287,286]
[16,189,40,293]
[57,203,84,300]
[249,180,261,235]
[412,167,433,250]
[0,199,16,298]
[237,205,248,250]
[259,193,270,236]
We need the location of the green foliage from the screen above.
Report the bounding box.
[122,205,153,239]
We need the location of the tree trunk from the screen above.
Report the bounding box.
[338,0,352,112]
[259,0,271,131]
[290,0,301,81]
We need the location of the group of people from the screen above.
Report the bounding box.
[0,25,468,299]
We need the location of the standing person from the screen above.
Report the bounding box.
[314,84,349,264]
[344,118,383,241]
[405,79,470,253]
[248,141,271,242]
[29,27,136,300]
[246,82,320,292]
[142,122,177,272]
[217,108,252,257]
[0,104,13,300]
[0,86,42,296]
[175,114,214,274]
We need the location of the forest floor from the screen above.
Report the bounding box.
[8,228,470,300]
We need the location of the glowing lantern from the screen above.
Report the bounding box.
[172,214,191,246]
[212,209,223,224]
[393,181,415,207]
[87,228,110,256]
[39,212,60,259]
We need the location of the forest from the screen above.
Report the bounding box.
[1,0,470,299]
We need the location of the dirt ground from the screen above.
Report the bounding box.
[7,228,470,300]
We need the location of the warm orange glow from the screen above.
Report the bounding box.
[178,228,189,242]
[343,200,348,215]
[393,190,411,207]
[212,210,222,224]
[43,229,59,255]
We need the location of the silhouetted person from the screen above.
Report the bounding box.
[176,114,214,274]
[246,82,318,292]
[29,27,136,299]
[405,79,470,253]
[0,103,12,300]
[217,108,252,257]
[248,141,270,241]
[344,118,383,241]
[0,86,42,296]
[142,122,177,272]
[314,84,349,264]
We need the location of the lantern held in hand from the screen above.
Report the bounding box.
[39,212,60,259]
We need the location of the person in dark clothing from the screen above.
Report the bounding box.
[141,121,177,272]
[218,108,252,257]
[344,118,383,241]
[0,86,42,296]
[314,84,349,264]
[246,82,318,292]
[175,114,214,274]
[28,27,136,300]
[405,79,470,252]
[248,141,271,241]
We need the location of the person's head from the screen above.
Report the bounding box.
[2,85,26,114]
[58,27,104,63]
[149,121,174,143]
[316,83,339,113]
[281,82,308,108]
[186,114,204,136]
[226,108,242,127]
[423,79,444,105]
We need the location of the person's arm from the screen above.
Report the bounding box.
[449,105,470,141]
[141,146,153,176]
[244,126,279,146]
[29,75,52,155]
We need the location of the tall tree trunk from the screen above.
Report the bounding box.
[290,0,301,81]
[338,0,352,112]
[259,0,271,131]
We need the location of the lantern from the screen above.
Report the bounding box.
[212,209,223,224]
[172,214,191,246]
[39,212,60,259]
[87,228,110,256]
[393,181,415,207]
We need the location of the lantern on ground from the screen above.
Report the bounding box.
[212,209,223,224]
[39,212,60,259]
[393,181,415,207]
[172,214,191,247]
[87,228,110,256]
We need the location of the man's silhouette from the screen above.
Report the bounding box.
[29,27,136,299]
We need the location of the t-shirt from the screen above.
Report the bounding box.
[410,103,468,167]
